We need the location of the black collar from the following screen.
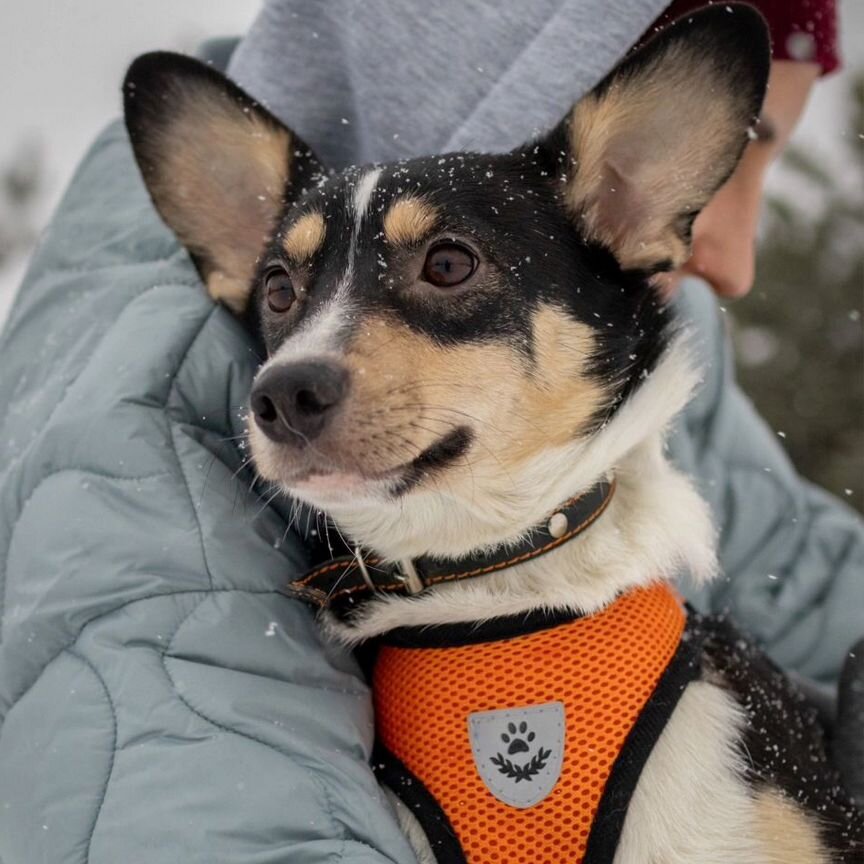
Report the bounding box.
[281,478,615,620]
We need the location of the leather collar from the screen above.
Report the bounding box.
[282,478,615,620]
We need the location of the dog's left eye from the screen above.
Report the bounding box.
[264,267,296,313]
[422,243,477,288]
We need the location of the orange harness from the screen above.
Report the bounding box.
[373,584,699,864]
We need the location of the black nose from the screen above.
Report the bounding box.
[250,360,349,443]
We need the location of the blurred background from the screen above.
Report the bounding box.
[0,1,861,511]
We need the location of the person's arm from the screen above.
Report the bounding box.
[0,121,417,864]
[672,281,864,686]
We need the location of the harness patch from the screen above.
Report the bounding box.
[468,702,565,808]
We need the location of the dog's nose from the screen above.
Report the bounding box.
[250,360,349,443]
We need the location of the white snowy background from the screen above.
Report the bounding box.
[0,1,260,323]
[0,0,861,324]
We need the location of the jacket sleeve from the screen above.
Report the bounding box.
[672,279,864,685]
[0,122,417,864]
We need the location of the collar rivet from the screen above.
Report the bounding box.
[547,512,569,539]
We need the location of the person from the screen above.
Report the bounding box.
[225,0,860,681]
[0,1,859,861]
[655,0,838,299]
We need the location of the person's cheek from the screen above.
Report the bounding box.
[684,213,757,298]
[681,154,767,298]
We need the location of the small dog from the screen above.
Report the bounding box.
[125,5,862,861]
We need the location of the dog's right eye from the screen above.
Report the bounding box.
[422,243,477,288]
[264,268,296,313]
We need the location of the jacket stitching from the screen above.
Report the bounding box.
[0,279,210,639]
[1,296,219,638]
[159,590,366,694]
[0,280,197,459]
[1,589,303,721]
[0,468,171,643]
[169,424,216,592]
[336,840,402,864]
[165,306,221,591]
[160,595,344,840]
[64,649,117,864]
[19,258,197,282]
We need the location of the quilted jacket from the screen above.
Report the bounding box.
[0,119,861,862]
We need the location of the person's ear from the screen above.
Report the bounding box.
[543,3,769,274]
[124,52,322,312]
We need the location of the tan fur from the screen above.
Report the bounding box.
[753,791,829,864]
[382,197,439,247]
[339,306,604,475]
[565,41,748,270]
[282,211,326,263]
[510,306,605,463]
[334,314,523,474]
[149,78,291,307]
[206,272,253,314]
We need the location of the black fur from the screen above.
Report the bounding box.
[253,152,674,430]
[705,616,864,859]
[246,5,770,432]
[392,426,475,497]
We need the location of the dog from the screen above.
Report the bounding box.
[124,5,863,861]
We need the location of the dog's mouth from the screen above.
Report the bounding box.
[390,426,474,495]
[283,425,474,501]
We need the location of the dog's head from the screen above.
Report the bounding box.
[125,6,768,555]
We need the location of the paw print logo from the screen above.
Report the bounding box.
[501,721,536,755]
[491,720,551,783]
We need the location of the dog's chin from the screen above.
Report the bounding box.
[257,425,475,509]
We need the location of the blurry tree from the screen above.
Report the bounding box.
[0,138,42,268]
[731,73,864,513]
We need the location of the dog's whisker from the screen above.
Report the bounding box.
[385,393,545,437]
[250,484,284,522]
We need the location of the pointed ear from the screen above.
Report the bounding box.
[549,3,769,273]
[123,52,321,312]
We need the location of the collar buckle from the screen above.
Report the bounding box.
[353,546,375,592]
[394,558,424,594]
[355,547,424,595]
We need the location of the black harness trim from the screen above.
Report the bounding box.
[373,742,469,864]
[584,615,705,862]
[381,604,586,648]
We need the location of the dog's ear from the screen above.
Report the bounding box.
[124,52,321,312]
[544,3,769,273]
